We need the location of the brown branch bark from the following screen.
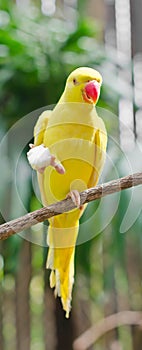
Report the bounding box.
[0,172,142,240]
[73,311,142,350]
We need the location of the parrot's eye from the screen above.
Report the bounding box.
[73,78,77,85]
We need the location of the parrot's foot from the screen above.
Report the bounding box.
[27,144,65,175]
[67,190,81,208]
[50,156,65,175]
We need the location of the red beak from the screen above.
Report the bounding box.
[83,80,100,104]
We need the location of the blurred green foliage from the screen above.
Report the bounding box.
[0,0,120,131]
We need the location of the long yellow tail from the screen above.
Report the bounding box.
[46,214,79,318]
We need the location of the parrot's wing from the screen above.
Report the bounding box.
[34,110,52,146]
[33,110,52,205]
[88,116,107,188]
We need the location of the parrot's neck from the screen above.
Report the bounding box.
[58,89,95,109]
[53,90,95,121]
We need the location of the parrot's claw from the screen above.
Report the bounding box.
[50,156,65,175]
[38,167,45,174]
[67,190,81,208]
[29,143,35,149]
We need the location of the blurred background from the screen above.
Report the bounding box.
[0,0,142,349]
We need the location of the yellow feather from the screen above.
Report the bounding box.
[34,67,107,317]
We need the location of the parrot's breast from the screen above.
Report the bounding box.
[40,103,100,204]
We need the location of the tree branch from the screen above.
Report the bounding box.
[73,311,142,350]
[0,172,142,240]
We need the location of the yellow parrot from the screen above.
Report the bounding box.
[27,67,107,318]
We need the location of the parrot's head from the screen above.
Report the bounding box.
[61,67,102,105]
